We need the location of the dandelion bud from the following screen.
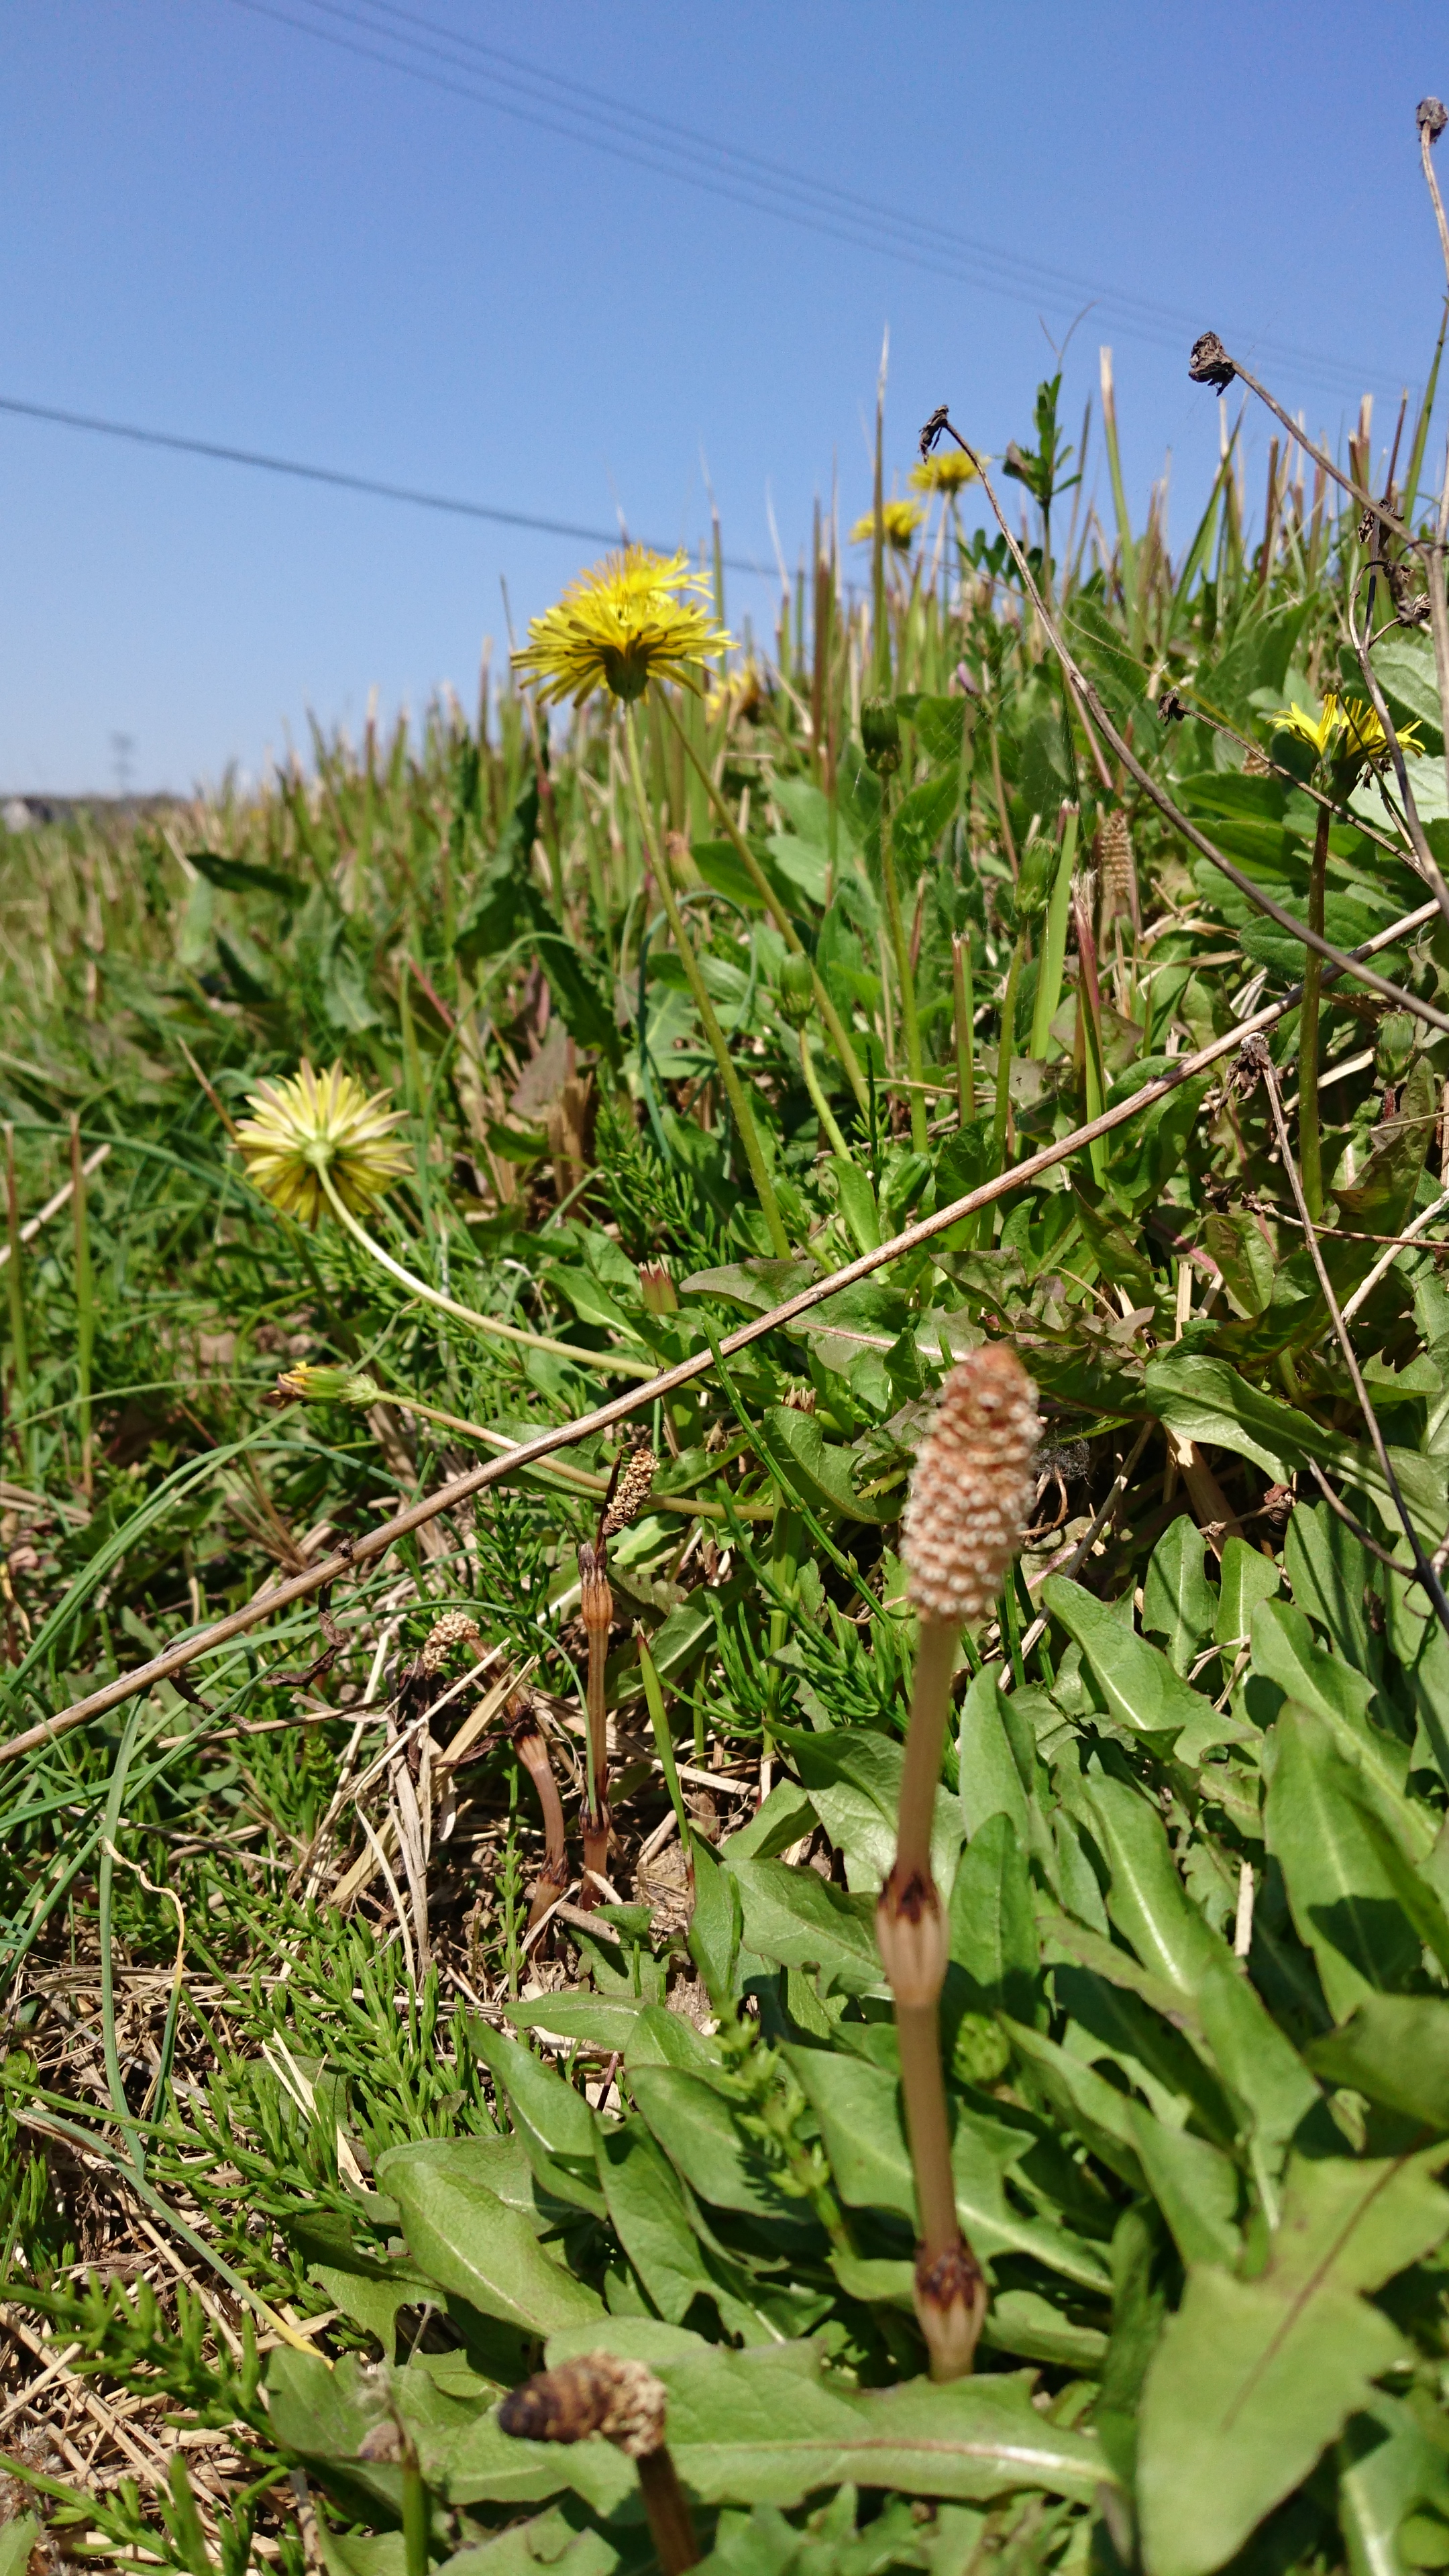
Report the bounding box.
[638,1259,678,1316]
[578,1540,614,1637]
[601,1443,657,1540]
[777,954,815,1030]
[877,1862,949,2008]
[901,1346,1040,1627]
[861,697,903,777]
[275,1362,381,1407]
[499,2353,667,2460]
[1188,331,1235,391]
[914,2241,987,2382]
[1014,839,1056,924]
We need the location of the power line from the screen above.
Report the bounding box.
[223,0,1387,408]
[0,392,770,574]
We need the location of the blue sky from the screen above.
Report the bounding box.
[4,1,1449,791]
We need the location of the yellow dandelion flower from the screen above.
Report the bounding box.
[706,658,767,724]
[235,1061,410,1228]
[850,499,926,551]
[511,546,734,706]
[910,449,985,495]
[1268,692,1423,771]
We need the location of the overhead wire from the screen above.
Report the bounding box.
[223,0,1385,406]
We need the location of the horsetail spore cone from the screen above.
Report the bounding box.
[499,2354,699,2573]
[882,1343,1040,2379]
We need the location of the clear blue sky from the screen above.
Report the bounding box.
[4,1,1449,792]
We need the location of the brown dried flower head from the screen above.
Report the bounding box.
[600,1442,657,1540]
[498,2353,667,2459]
[901,1346,1040,1625]
[1099,809,1134,903]
[1188,331,1235,390]
[1418,97,1448,141]
[418,1610,484,1675]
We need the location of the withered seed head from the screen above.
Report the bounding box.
[498,2353,667,2459]
[1099,810,1134,902]
[1419,97,1448,141]
[902,1346,1040,1627]
[1188,331,1235,390]
[601,1443,657,1540]
[578,1540,614,1634]
[418,1610,484,1674]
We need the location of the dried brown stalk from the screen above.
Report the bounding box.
[506,1688,570,1929]
[499,2354,698,2573]
[577,1540,614,1904]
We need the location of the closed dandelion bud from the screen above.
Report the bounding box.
[601,1443,657,1540]
[638,1259,678,1316]
[1014,839,1056,924]
[1099,810,1134,907]
[902,1345,1040,1627]
[498,2353,667,2460]
[861,697,903,776]
[777,954,815,1030]
[914,2242,987,2380]
[877,1862,949,2008]
[276,1362,381,1407]
[578,1540,613,1637]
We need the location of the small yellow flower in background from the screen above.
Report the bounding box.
[910,449,984,495]
[512,546,734,706]
[1268,692,1423,772]
[850,498,926,551]
[235,1062,410,1227]
[706,658,766,724]
[275,1361,382,1405]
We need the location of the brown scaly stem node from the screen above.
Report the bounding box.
[506,1687,570,1929]
[499,2355,699,2573]
[880,1343,1040,2381]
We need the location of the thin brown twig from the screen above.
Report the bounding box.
[9,892,1440,1764]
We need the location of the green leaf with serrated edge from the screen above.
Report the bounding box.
[1138,2148,1449,2576]
[1042,1578,1218,1746]
[753,1403,898,1523]
[1073,1778,1318,2151]
[448,2344,1112,2510]
[376,2144,603,2336]
[1143,1515,1217,1674]
[723,1851,883,1996]
[1265,1705,1426,2019]
[594,2119,716,2324]
[1143,1349,1448,1536]
[507,1998,645,2053]
[779,1723,961,1896]
[950,1813,1039,2021]
[785,2043,1110,2291]
[1215,1534,1281,1650]
[1307,1994,1449,2128]
[957,1667,1030,1840]
[625,2066,811,2229]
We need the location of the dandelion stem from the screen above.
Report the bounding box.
[798,1027,851,1159]
[1299,802,1330,1222]
[4,1126,34,1483]
[659,692,868,1110]
[879,780,929,1153]
[70,1114,93,1499]
[315,1170,656,1379]
[991,937,1025,1178]
[624,708,792,1259]
[952,935,976,1126]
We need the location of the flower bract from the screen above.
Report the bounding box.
[235,1061,410,1227]
[851,499,926,551]
[513,547,734,706]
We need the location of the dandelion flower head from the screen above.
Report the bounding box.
[1268,692,1422,773]
[910,449,983,496]
[235,1061,410,1228]
[513,547,733,706]
[851,498,926,552]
